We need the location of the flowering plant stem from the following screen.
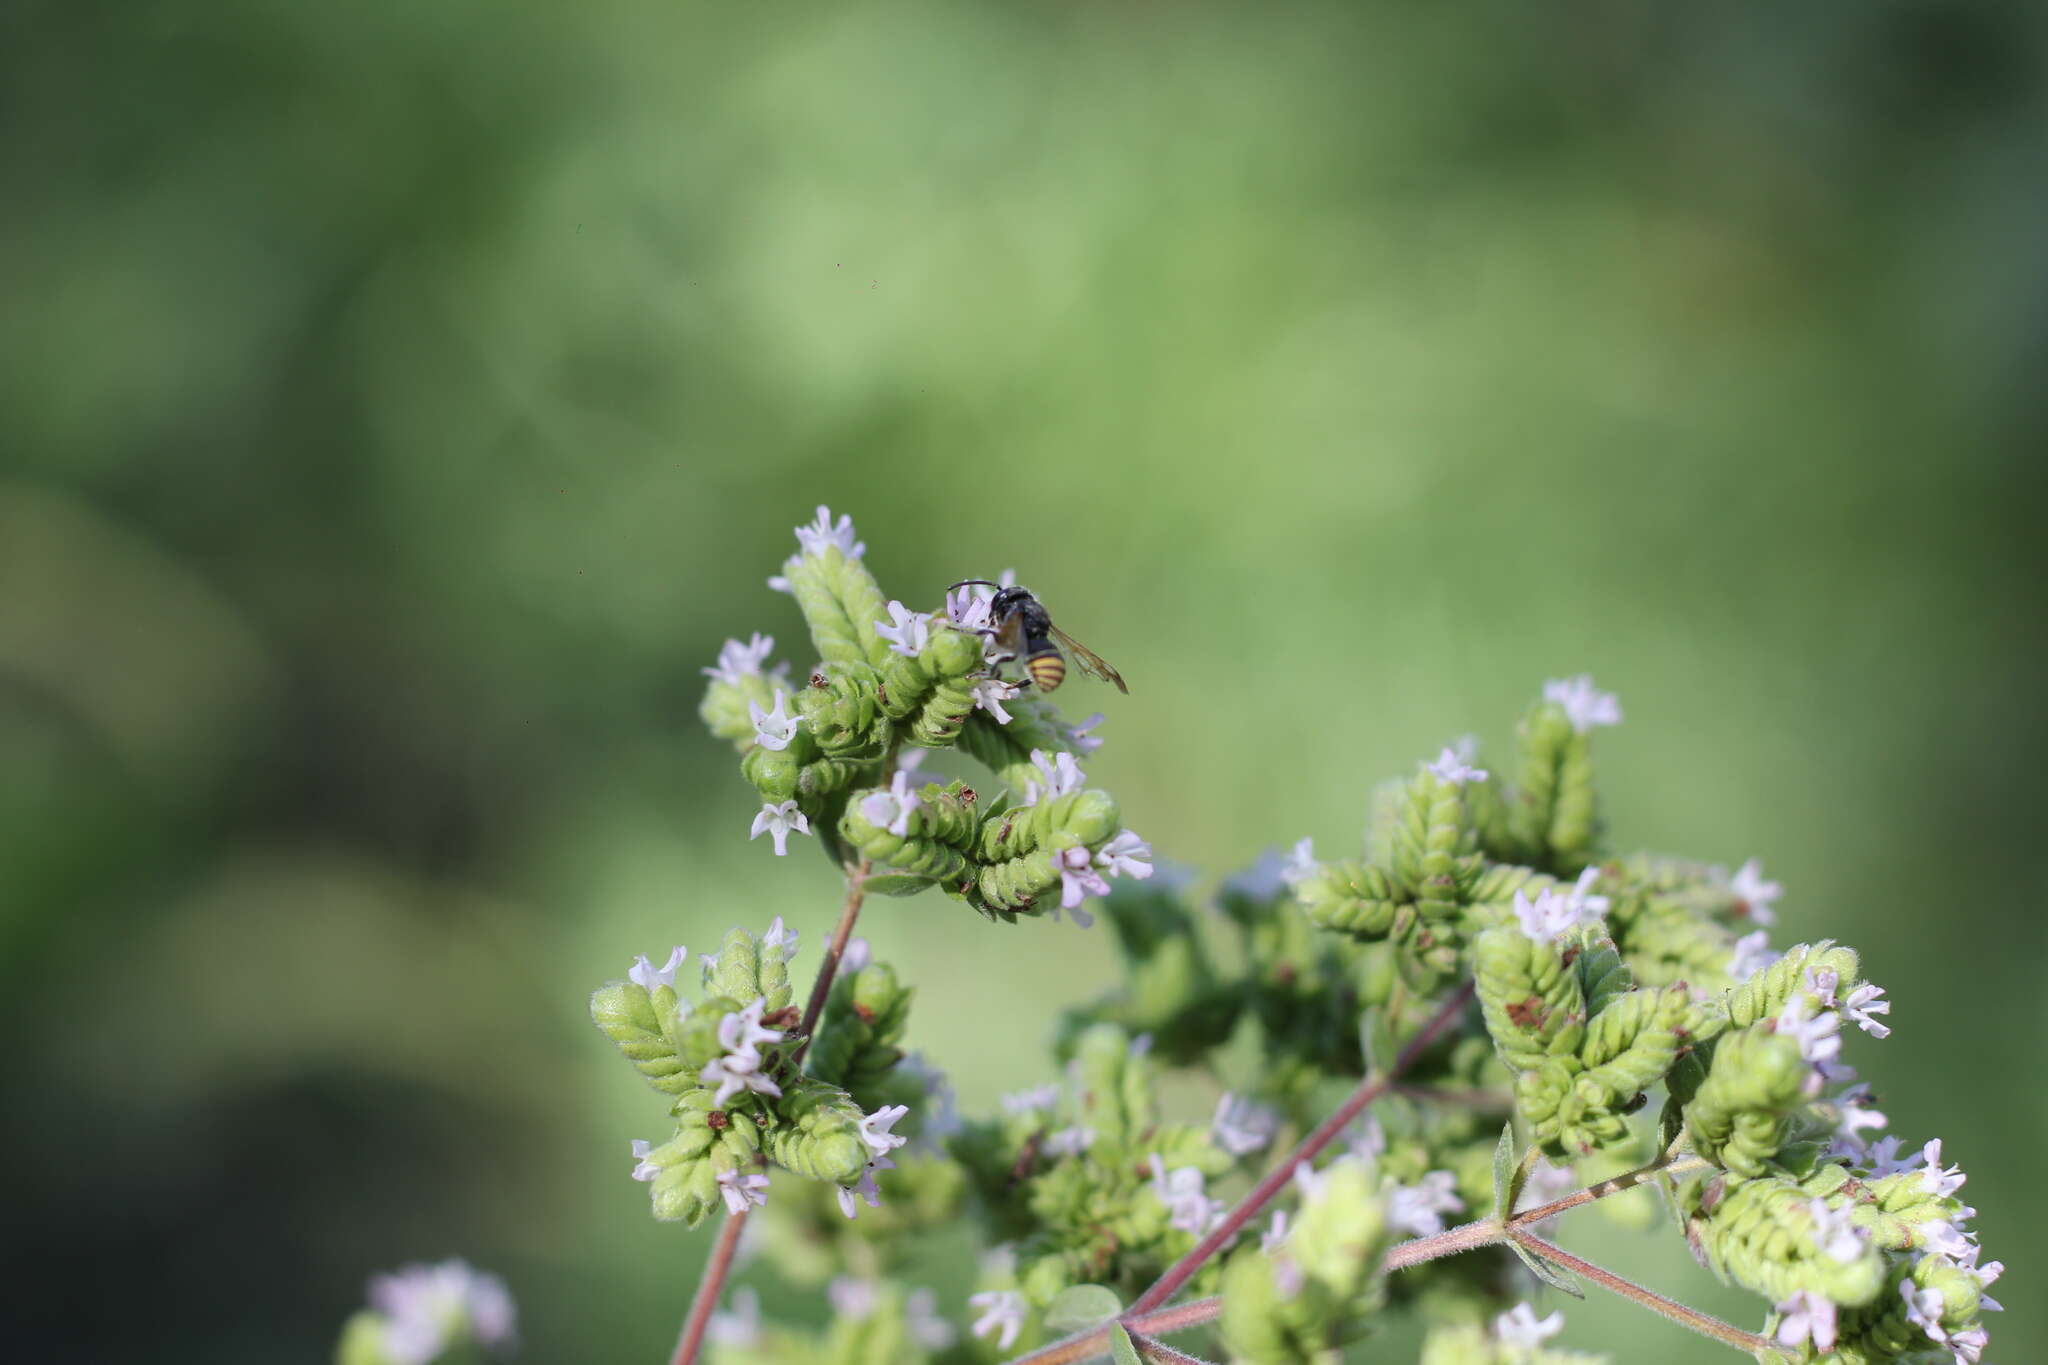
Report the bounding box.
[1506,1233,1775,1355]
[669,1208,750,1365]
[1127,1332,1215,1364]
[1125,980,1478,1319]
[671,859,873,1365]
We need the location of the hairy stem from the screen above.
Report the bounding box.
[1129,1332,1215,1364]
[1123,980,1477,1318]
[1510,1152,1710,1227]
[790,860,873,1066]
[1509,1232,1774,1355]
[1004,1298,1222,1365]
[669,1209,749,1365]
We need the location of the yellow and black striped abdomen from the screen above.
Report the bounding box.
[1026,648,1066,692]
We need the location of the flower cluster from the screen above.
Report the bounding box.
[336,1260,516,1365]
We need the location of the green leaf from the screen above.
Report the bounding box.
[1507,1236,1585,1298]
[1492,1121,1516,1222]
[1109,1324,1144,1365]
[1044,1284,1124,1334]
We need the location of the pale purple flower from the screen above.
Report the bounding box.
[749,800,811,856]
[1776,997,1844,1074]
[1068,712,1106,754]
[706,1286,761,1348]
[860,770,921,837]
[748,689,799,750]
[1496,1302,1566,1349]
[1921,1220,1976,1259]
[1000,1085,1060,1116]
[835,1156,891,1219]
[1513,887,1586,944]
[1387,1170,1465,1237]
[1729,930,1779,980]
[700,999,785,1106]
[761,915,799,963]
[629,946,689,993]
[1543,675,1622,732]
[1056,846,1111,910]
[1344,1115,1388,1164]
[1290,1159,1327,1201]
[875,600,931,658]
[1147,1155,1224,1235]
[1045,1126,1095,1157]
[703,634,776,685]
[1729,858,1783,926]
[1425,746,1488,786]
[969,676,1020,724]
[1259,1209,1291,1254]
[968,1290,1028,1351]
[841,937,872,974]
[1830,1084,1889,1152]
[1902,1278,1949,1343]
[827,1276,878,1320]
[716,1168,770,1215]
[858,1104,911,1158]
[367,1260,517,1363]
[1843,982,1892,1038]
[946,583,993,631]
[1918,1139,1968,1198]
[1279,837,1318,888]
[1210,1093,1279,1156]
[629,1139,661,1182]
[1949,1326,1989,1363]
[1808,1198,1870,1263]
[1563,865,1610,920]
[1095,830,1155,880]
[1023,749,1087,805]
[794,505,864,559]
[905,1288,956,1351]
[767,566,794,594]
[1775,1290,1838,1354]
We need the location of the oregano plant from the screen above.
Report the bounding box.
[336,507,2002,1365]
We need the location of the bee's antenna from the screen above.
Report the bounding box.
[948,579,1001,592]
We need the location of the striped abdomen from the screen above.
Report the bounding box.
[1026,647,1066,692]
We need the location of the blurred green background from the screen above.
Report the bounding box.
[4,0,2043,1360]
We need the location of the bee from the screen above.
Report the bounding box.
[950,580,1128,694]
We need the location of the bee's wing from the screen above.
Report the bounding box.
[1047,625,1129,694]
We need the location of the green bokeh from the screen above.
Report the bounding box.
[3,0,2041,1360]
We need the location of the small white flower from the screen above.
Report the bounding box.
[1345,1115,1388,1164]
[1920,1220,1975,1260]
[1949,1326,1989,1363]
[1563,865,1610,920]
[1023,749,1087,805]
[766,567,794,594]
[703,634,776,685]
[629,946,689,993]
[1095,830,1155,880]
[946,584,992,630]
[794,505,864,559]
[1543,674,1622,732]
[874,600,931,657]
[969,676,1020,724]
[1807,1198,1870,1263]
[1495,1301,1566,1348]
[368,1260,517,1364]
[841,937,872,974]
[1056,845,1111,910]
[1280,837,1318,888]
[629,1139,661,1182]
[969,1290,1029,1351]
[749,800,811,856]
[835,1157,891,1219]
[1776,996,1843,1072]
[1902,1278,1949,1343]
[1068,712,1106,754]
[715,1168,770,1215]
[1223,850,1292,904]
[827,1276,878,1321]
[1147,1155,1224,1235]
[719,998,784,1056]
[1259,1209,1291,1254]
[857,1103,911,1158]
[1917,1139,1967,1198]
[1386,1170,1465,1238]
[1843,982,1892,1038]
[1290,1159,1326,1201]
[1730,930,1780,980]
[1830,1084,1889,1152]
[1425,746,1488,786]
[860,770,922,837]
[1513,887,1588,944]
[1000,1085,1060,1116]
[748,689,800,751]
[1210,1093,1279,1156]
[1045,1126,1095,1157]
[905,1287,956,1351]
[1863,1135,1910,1176]
[761,915,799,963]
[1775,1290,1838,1354]
[1729,858,1783,926]
[700,1000,786,1106]
[706,1285,761,1348]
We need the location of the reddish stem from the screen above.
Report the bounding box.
[1122,980,1475,1318]
[668,1210,749,1365]
[789,860,872,1066]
